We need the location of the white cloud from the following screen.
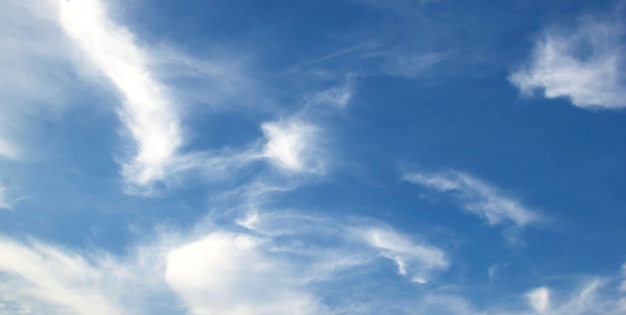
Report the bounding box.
[527,287,551,313]
[165,233,324,315]
[261,118,326,174]
[50,0,184,187]
[308,79,355,109]
[357,227,448,283]
[2,0,342,194]
[43,0,321,194]
[0,238,144,315]
[257,79,354,176]
[405,170,542,228]
[0,207,449,315]
[510,18,626,109]
[2,228,626,315]
[163,210,450,315]
[532,279,626,315]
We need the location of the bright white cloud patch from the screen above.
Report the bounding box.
[165,233,323,315]
[261,119,325,174]
[163,211,449,314]
[527,287,551,313]
[51,0,183,187]
[405,170,541,228]
[510,18,626,109]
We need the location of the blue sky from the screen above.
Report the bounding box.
[1,0,626,314]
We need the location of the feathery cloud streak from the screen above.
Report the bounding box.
[52,0,183,188]
[405,170,541,228]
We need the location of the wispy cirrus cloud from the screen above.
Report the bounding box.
[404,170,542,244]
[0,237,157,315]
[235,210,449,284]
[307,79,355,109]
[510,17,626,109]
[0,207,449,315]
[51,0,184,189]
[165,228,438,315]
[522,278,626,315]
[405,170,542,227]
[2,228,626,315]
[358,227,448,283]
[261,118,327,175]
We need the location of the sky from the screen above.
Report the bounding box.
[1,0,626,314]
